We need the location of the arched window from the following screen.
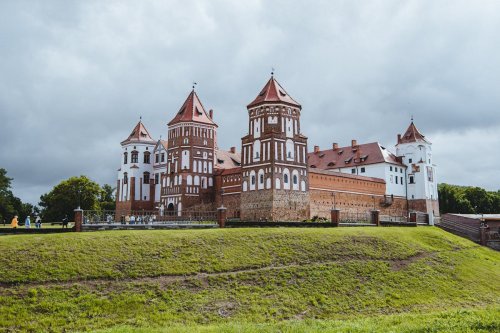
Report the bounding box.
[251,175,256,185]
[283,168,290,190]
[123,172,128,184]
[143,151,151,164]
[143,172,150,184]
[131,151,139,163]
[123,152,128,164]
[293,175,298,184]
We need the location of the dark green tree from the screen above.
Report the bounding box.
[0,168,36,222]
[438,183,500,214]
[39,175,102,222]
[99,184,116,211]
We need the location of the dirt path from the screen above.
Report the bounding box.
[0,245,480,292]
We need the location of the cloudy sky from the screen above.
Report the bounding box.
[1,0,499,205]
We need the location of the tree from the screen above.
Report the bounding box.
[0,168,36,222]
[39,176,102,222]
[99,184,116,211]
[438,183,500,214]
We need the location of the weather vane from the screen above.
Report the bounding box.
[271,67,275,76]
[192,82,197,90]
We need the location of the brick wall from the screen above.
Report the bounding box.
[409,199,440,216]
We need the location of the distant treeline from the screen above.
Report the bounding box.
[438,183,500,214]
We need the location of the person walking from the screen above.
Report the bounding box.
[62,215,69,228]
[25,215,31,229]
[11,215,18,229]
[35,215,42,229]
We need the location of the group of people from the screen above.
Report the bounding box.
[123,214,157,224]
[11,215,42,229]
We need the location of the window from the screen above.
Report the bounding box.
[293,175,298,185]
[161,153,165,162]
[400,177,403,184]
[395,167,398,172]
[390,166,393,171]
[123,152,128,164]
[360,167,365,173]
[251,175,256,185]
[395,176,398,184]
[155,173,159,185]
[131,151,139,163]
[260,174,264,184]
[409,158,412,163]
[400,169,403,173]
[284,174,289,183]
[409,175,414,184]
[351,168,356,174]
[143,172,150,184]
[123,172,128,184]
[155,154,159,163]
[143,152,151,164]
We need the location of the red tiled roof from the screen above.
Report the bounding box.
[215,149,241,170]
[247,76,301,108]
[121,121,155,145]
[398,122,429,144]
[215,167,241,176]
[307,142,404,170]
[309,168,385,184]
[168,90,216,126]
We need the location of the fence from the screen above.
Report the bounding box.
[339,211,371,224]
[380,209,409,223]
[82,210,217,226]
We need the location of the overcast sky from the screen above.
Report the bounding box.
[1,0,499,205]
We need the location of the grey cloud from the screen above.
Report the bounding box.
[1,0,499,204]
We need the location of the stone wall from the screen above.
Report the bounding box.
[409,199,440,216]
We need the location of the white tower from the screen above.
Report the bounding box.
[115,120,156,218]
[396,120,439,218]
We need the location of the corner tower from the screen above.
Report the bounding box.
[240,75,310,221]
[396,120,439,218]
[116,120,156,218]
[161,89,218,215]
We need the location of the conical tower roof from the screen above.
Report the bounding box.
[121,120,155,145]
[398,121,430,144]
[247,76,301,109]
[168,90,216,126]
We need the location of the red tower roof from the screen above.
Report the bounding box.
[247,76,301,109]
[398,122,429,144]
[168,90,216,126]
[121,121,155,145]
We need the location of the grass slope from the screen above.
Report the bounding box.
[0,227,499,332]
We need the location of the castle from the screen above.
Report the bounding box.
[115,75,439,221]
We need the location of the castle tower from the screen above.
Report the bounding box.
[115,120,156,219]
[161,89,218,215]
[396,120,439,218]
[240,75,310,221]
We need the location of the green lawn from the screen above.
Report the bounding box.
[0,227,498,332]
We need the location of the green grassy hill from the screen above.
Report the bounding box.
[0,227,498,332]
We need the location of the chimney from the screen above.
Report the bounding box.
[314,145,320,153]
[397,134,401,144]
[351,139,357,147]
[332,142,338,150]
[209,109,213,119]
[230,146,236,154]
